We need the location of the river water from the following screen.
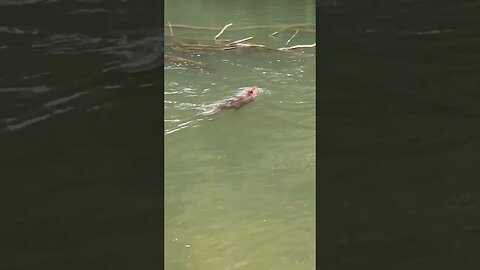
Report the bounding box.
[3,0,477,269]
[0,0,315,269]
[319,0,480,269]
[1,1,164,269]
[164,0,315,269]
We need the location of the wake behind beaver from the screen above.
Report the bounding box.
[202,86,259,116]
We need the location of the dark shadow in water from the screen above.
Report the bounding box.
[318,0,480,269]
[0,1,164,269]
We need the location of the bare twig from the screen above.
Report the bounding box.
[168,21,174,37]
[221,43,276,51]
[226,37,253,46]
[234,43,267,48]
[278,43,316,50]
[269,31,279,37]
[214,23,233,40]
[285,29,299,46]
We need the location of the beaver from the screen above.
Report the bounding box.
[202,86,259,116]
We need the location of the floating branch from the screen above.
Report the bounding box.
[214,23,233,40]
[226,37,253,46]
[222,43,271,50]
[278,43,316,50]
[168,21,174,37]
[285,29,299,46]
[269,31,279,37]
[235,43,267,48]
[164,21,315,68]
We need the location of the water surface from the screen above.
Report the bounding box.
[0,1,164,269]
[164,0,316,269]
[319,0,480,269]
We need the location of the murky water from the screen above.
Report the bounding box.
[164,0,315,269]
[0,1,163,269]
[2,0,478,269]
[319,0,480,269]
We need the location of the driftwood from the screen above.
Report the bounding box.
[285,30,299,46]
[278,43,316,50]
[168,21,174,37]
[269,31,279,37]
[222,43,272,50]
[214,23,233,40]
[226,37,253,46]
[164,22,315,69]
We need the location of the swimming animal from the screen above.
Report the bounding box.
[203,86,259,115]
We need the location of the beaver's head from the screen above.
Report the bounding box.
[244,86,259,100]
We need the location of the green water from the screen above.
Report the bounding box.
[319,0,480,269]
[164,0,316,269]
[0,1,163,269]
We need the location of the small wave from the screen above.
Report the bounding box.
[417,30,442,35]
[22,72,51,80]
[32,33,108,55]
[0,0,54,6]
[416,29,454,35]
[5,114,50,131]
[0,85,50,94]
[43,91,89,107]
[68,8,106,15]
[104,85,123,89]
[53,106,74,115]
[139,83,155,88]
[0,26,39,35]
[5,106,75,132]
[165,118,203,135]
[165,126,188,135]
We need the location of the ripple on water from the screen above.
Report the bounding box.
[0,86,50,94]
[67,8,106,15]
[1,4,164,136]
[43,91,89,108]
[0,26,39,35]
[0,0,54,6]
[4,105,74,132]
